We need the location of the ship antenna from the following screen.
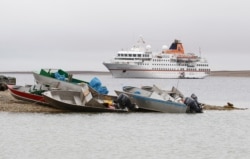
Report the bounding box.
[199,47,201,57]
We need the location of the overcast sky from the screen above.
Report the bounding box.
[1,0,249,72]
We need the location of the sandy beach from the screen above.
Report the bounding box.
[0,90,66,113]
[0,90,247,113]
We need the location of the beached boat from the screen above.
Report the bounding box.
[33,69,109,95]
[32,69,87,91]
[120,85,184,101]
[141,85,185,101]
[8,84,50,105]
[130,93,187,113]
[103,37,210,79]
[115,85,187,113]
[42,85,131,112]
[122,86,152,97]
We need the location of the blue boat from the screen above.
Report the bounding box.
[131,93,187,113]
[115,85,187,113]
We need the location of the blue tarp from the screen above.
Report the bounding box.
[89,77,109,94]
[54,72,65,81]
[134,91,141,94]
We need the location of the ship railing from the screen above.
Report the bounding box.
[112,59,142,63]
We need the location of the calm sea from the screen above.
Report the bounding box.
[1,73,250,159]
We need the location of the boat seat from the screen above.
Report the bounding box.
[53,94,60,100]
[73,96,82,105]
[40,85,49,91]
[80,87,93,105]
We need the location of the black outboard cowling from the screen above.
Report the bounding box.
[0,83,8,91]
[184,96,203,113]
[115,93,136,111]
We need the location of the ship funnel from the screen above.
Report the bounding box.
[164,39,185,54]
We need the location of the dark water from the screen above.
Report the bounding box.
[1,73,250,159]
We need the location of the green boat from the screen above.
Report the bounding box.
[33,69,109,96]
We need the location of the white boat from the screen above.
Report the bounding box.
[103,37,210,79]
[42,86,129,113]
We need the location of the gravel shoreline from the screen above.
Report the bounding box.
[210,70,250,77]
[0,90,247,113]
[0,91,66,113]
[1,70,248,113]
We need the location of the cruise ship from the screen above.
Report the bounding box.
[103,37,210,79]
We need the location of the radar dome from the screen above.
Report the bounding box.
[146,45,151,49]
[162,45,168,50]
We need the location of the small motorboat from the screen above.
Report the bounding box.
[33,68,109,96]
[42,85,136,113]
[115,85,187,113]
[8,84,50,105]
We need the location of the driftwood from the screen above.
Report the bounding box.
[203,102,247,110]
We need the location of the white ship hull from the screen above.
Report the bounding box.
[103,63,208,79]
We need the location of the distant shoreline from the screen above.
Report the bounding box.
[209,70,250,77]
[1,70,250,77]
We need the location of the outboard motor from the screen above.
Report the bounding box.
[0,83,8,91]
[115,93,136,111]
[191,93,203,113]
[184,96,203,113]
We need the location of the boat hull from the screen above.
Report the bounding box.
[43,90,127,113]
[33,71,85,92]
[8,85,49,105]
[131,94,187,113]
[115,85,187,113]
[103,63,208,79]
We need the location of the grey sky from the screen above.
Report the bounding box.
[1,0,249,71]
